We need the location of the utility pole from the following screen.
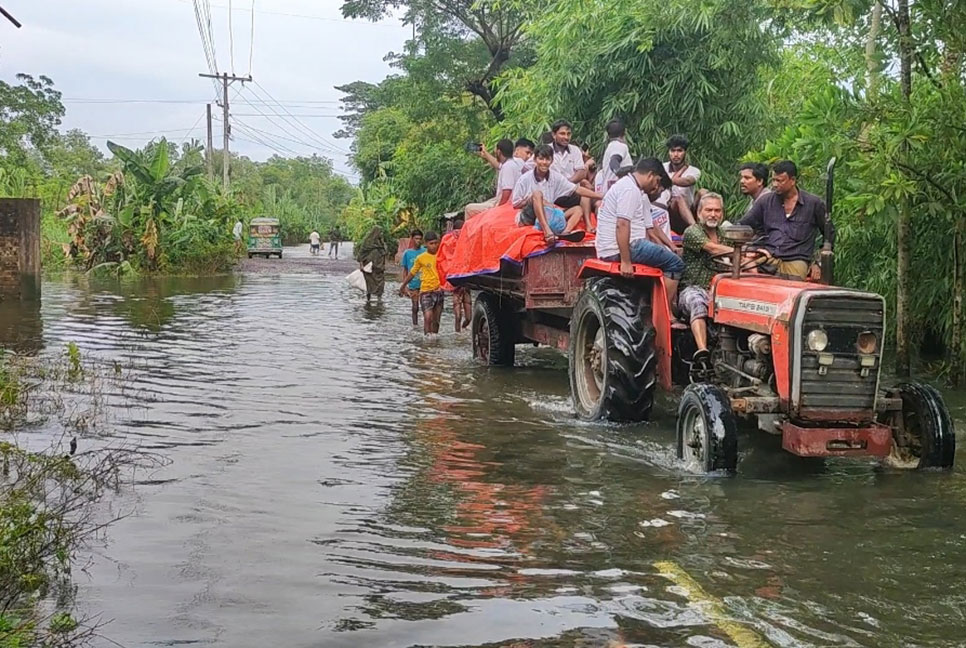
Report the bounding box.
[198,72,252,190]
[206,103,214,182]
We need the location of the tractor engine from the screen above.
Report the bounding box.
[713,328,775,393]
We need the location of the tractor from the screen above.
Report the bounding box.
[453,164,955,473]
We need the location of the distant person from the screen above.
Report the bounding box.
[309,230,321,256]
[449,218,472,333]
[662,134,701,231]
[738,162,772,215]
[328,228,340,259]
[740,160,834,280]
[400,231,444,336]
[232,219,244,254]
[400,229,426,327]
[356,226,393,302]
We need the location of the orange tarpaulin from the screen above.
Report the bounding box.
[437,202,595,285]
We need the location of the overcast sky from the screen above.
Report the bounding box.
[0,0,410,182]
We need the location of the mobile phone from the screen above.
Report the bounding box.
[465,141,482,153]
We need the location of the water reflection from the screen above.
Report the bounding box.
[0,298,42,353]
[4,268,964,647]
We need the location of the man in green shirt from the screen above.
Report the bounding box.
[679,192,735,374]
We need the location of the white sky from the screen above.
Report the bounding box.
[0,0,411,182]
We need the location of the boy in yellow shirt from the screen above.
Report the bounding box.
[399,231,443,335]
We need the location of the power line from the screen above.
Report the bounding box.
[234,85,343,156]
[62,97,340,105]
[250,81,349,154]
[247,0,256,76]
[228,0,235,75]
[231,112,341,117]
[173,0,400,27]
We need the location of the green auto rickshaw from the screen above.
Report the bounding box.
[247,217,283,259]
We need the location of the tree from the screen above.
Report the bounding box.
[0,74,65,168]
[496,0,779,189]
[341,0,534,120]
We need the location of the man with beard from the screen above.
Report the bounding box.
[679,192,735,375]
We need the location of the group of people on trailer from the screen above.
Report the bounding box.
[463,119,836,371]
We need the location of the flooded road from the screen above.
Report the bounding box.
[7,247,966,647]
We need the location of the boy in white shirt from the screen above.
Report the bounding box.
[596,119,633,196]
[511,144,602,245]
[662,134,701,231]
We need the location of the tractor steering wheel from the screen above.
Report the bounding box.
[710,248,772,273]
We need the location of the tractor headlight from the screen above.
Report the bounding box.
[806,329,829,352]
[856,331,878,355]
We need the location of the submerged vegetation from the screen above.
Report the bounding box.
[0,347,159,647]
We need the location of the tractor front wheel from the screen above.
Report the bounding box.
[569,278,656,422]
[676,383,738,473]
[885,382,955,469]
[472,293,515,366]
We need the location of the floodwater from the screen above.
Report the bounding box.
[5,245,966,648]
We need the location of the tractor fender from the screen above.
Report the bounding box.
[577,259,672,391]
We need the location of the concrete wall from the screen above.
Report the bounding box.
[0,198,41,300]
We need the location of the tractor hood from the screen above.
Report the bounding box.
[708,275,871,334]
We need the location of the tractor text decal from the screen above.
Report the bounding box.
[715,297,779,317]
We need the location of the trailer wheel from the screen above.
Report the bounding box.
[676,383,738,473]
[885,382,955,469]
[472,292,515,366]
[569,278,656,422]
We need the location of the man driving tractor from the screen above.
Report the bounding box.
[679,192,733,377]
[740,160,834,280]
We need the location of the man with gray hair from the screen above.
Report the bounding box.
[679,192,736,376]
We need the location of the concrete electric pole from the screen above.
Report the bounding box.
[206,103,214,182]
[198,72,252,190]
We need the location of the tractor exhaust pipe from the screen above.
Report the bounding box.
[820,157,836,285]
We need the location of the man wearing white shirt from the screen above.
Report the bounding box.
[512,144,602,245]
[465,139,514,218]
[662,134,701,231]
[596,157,684,310]
[596,119,633,196]
[548,120,595,227]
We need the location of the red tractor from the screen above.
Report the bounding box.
[454,180,955,474]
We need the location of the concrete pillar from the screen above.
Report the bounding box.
[0,198,41,300]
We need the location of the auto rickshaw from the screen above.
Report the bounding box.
[247,217,282,259]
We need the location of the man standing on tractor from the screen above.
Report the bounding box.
[662,134,701,231]
[596,119,633,197]
[595,157,685,311]
[738,162,771,215]
[740,160,835,280]
[679,192,736,376]
[512,144,602,245]
[549,120,594,226]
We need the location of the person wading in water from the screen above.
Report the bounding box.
[356,226,394,302]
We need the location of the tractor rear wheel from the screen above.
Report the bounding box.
[472,292,515,366]
[676,383,738,473]
[569,278,656,422]
[885,382,955,469]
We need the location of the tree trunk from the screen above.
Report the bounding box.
[952,222,965,386]
[865,2,883,95]
[895,0,913,377]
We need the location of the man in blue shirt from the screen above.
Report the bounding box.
[400,229,425,326]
